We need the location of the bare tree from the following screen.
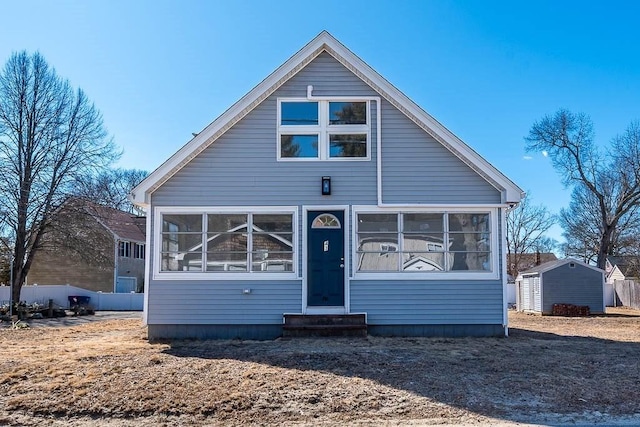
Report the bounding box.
[559,183,640,263]
[526,109,640,269]
[73,168,148,215]
[506,194,556,278]
[0,51,119,305]
[558,184,603,263]
[534,236,559,254]
[38,199,116,269]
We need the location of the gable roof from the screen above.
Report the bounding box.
[85,203,146,243]
[130,31,524,207]
[519,258,604,276]
[606,255,640,277]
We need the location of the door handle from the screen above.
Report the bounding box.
[340,264,344,268]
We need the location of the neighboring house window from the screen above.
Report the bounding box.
[356,212,492,273]
[134,243,145,259]
[119,241,131,258]
[277,99,370,160]
[159,211,295,273]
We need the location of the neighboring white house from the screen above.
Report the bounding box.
[606,256,640,284]
[131,31,524,340]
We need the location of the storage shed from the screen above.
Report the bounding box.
[516,258,605,314]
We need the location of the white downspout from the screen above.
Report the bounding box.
[501,207,509,337]
[376,95,382,205]
[143,208,151,324]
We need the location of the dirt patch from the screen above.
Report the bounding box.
[2,311,142,329]
[0,308,639,426]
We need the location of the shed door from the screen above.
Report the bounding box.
[522,277,532,311]
[533,277,542,312]
[307,211,345,307]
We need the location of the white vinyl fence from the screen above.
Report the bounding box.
[507,283,516,306]
[604,282,615,307]
[0,285,143,311]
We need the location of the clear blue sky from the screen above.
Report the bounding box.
[2,0,640,243]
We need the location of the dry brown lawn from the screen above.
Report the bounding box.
[0,308,639,426]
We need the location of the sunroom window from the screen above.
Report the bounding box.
[278,99,369,160]
[356,212,492,273]
[160,212,294,273]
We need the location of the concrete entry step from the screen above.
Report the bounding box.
[282,314,367,338]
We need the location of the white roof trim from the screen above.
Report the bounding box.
[131,31,524,206]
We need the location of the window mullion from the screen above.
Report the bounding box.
[280,125,320,133]
[247,213,253,272]
[328,124,369,132]
[319,100,328,160]
[398,213,403,272]
[202,213,207,272]
[443,213,450,272]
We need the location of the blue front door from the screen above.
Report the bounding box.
[307,210,345,306]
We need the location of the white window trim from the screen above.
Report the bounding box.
[153,206,299,281]
[134,243,145,259]
[119,241,131,258]
[351,205,500,281]
[277,98,371,161]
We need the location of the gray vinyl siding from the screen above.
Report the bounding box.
[380,104,501,204]
[542,264,604,314]
[351,280,504,325]
[147,281,302,324]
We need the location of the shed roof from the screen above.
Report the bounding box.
[519,258,604,277]
[130,31,523,207]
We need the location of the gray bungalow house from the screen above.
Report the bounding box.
[131,31,523,339]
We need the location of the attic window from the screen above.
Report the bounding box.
[569,262,576,268]
[277,99,370,161]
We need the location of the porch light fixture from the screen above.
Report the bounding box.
[322,176,331,195]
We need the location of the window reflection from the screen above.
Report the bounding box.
[329,134,367,157]
[160,212,294,273]
[280,135,318,158]
[281,102,318,125]
[356,212,492,272]
[329,102,367,124]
